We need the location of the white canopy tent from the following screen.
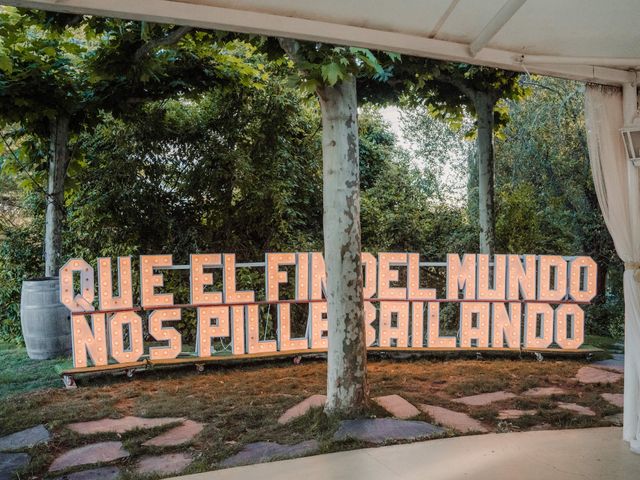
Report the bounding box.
[5,0,640,451]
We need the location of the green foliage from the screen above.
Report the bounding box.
[0,195,43,343]
[275,38,399,92]
[494,76,622,336]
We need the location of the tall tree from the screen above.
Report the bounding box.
[399,61,525,253]
[276,38,396,415]
[0,8,262,275]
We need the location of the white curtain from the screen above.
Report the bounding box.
[585,84,640,453]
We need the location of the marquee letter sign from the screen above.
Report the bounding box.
[60,253,597,369]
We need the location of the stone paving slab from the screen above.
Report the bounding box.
[0,425,50,451]
[49,442,129,472]
[220,441,319,468]
[601,393,624,408]
[592,354,624,373]
[52,466,120,480]
[135,453,193,475]
[575,367,623,384]
[278,395,326,424]
[374,395,420,419]
[557,403,596,416]
[143,420,204,447]
[604,413,623,426]
[452,391,516,406]
[498,409,537,420]
[0,452,29,479]
[67,416,183,435]
[333,418,444,444]
[522,387,566,397]
[418,405,488,433]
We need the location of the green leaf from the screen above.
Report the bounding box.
[0,53,12,74]
[321,62,344,86]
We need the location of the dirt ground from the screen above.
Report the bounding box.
[0,356,623,479]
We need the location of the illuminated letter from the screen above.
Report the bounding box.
[362,252,377,299]
[190,254,223,305]
[229,305,246,355]
[408,254,436,300]
[555,304,585,349]
[507,255,536,300]
[196,306,229,357]
[60,259,95,312]
[245,305,277,354]
[379,301,409,347]
[296,253,310,301]
[569,257,598,302]
[223,254,255,304]
[277,303,307,351]
[460,302,490,347]
[446,254,476,299]
[427,302,456,348]
[491,303,522,348]
[477,254,506,300]
[308,302,328,349]
[109,311,144,363]
[410,302,425,347]
[378,253,407,299]
[524,303,554,348]
[149,309,182,360]
[97,257,133,311]
[71,313,107,368]
[266,253,296,301]
[538,256,568,302]
[140,255,173,308]
[364,302,377,346]
[310,252,326,300]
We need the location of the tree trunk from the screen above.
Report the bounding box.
[44,114,71,277]
[474,92,497,255]
[317,76,368,415]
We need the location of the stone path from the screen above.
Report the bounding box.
[0,425,50,451]
[592,354,624,373]
[522,387,566,397]
[419,405,488,433]
[278,395,326,424]
[497,409,537,420]
[135,453,193,475]
[0,452,30,479]
[601,393,624,408]
[48,441,129,472]
[143,420,204,447]
[52,466,121,480]
[452,391,516,406]
[333,418,444,444]
[557,403,596,416]
[374,395,421,419]
[575,366,623,384]
[604,413,623,426]
[220,441,319,468]
[67,416,183,435]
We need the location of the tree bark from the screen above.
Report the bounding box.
[317,76,368,415]
[473,92,497,254]
[44,114,71,277]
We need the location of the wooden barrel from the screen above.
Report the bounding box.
[20,277,71,360]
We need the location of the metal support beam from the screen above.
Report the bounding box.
[469,0,528,57]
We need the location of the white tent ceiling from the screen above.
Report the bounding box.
[5,1,640,84]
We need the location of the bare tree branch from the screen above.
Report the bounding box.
[134,26,193,63]
[277,37,307,73]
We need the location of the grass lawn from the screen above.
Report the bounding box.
[584,335,623,352]
[0,343,69,399]
[0,350,623,480]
